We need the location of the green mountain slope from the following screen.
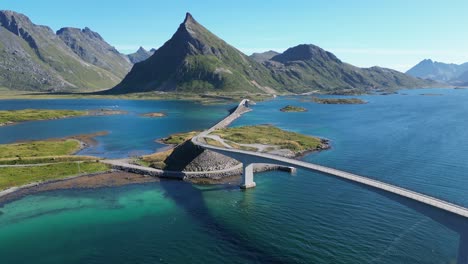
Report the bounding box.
[110,13,281,94]
[264,44,436,94]
[57,27,132,78]
[0,10,126,92]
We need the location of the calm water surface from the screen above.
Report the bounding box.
[0,89,467,263]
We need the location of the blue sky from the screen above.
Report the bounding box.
[3,0,468,71]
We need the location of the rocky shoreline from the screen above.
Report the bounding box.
[0,171,158,205]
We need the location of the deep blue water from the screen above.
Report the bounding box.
[0,88,467,263]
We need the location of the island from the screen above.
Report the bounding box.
[0,109,127,126]
[141,112,167,117]
[209,125,329,157]
[312,97,366,104]
[280,105,308,112]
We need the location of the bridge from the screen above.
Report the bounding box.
[192,99,468,263]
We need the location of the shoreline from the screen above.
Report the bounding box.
[0,170,158,205]
[0,109,127,127]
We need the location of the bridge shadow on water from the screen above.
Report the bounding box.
[158,179,291,264]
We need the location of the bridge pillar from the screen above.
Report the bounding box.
[458,232,468,264]
[240,163,256,189]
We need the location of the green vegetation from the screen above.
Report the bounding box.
[110,13,282,94]
[0,155,99,165]
[312,97,366,104]
[0,138,107,190]
[159,131,200,145]
[0,162,109,190]
[0,91,273,105]
[280,105,307,112]
[139,149,174,169]
[0,109,87,125]
[0,139,81,158]
[211,125,325,152]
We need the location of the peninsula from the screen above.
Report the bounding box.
[0,109,127,126]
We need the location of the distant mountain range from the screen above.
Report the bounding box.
[127,47,155,64]
[0,10,436,94]
[0,10,138,91]
[111,13,435,94]
[406,59,468,86]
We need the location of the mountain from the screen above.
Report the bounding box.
[0,10,127,92]
[110,13,281,94]
[111,13,434,95]
[127,46,154,64]
[261,44,435,93]
[57,27,131,78]
[406,59,468,85]
[250,50,280,63]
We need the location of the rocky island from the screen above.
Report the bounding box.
[141,112,167,117]
[312,97,367,104]
[280,105,308,112]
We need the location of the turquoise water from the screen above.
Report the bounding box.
[0,89,467,263]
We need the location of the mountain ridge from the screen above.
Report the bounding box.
[111,13,435,95]
[0,10,131,92]
[406,59,468,86]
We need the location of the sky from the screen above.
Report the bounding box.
[2,0,468,72]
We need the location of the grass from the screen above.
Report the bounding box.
[312,97,366,104]
[140,149,174,169]
[280,105,307,112]
[205,138,226,148]
[211,125,323,152]
[0,155,99,165]
[0,109,87,125]
[160,131,200,145]
[0,162,109,190]
[0,139,82,159]
[0,91,275,105]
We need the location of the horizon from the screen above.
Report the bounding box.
[2,0,468,72]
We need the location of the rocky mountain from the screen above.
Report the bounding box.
[0,10,129,92]
[127,46,154,64]
[260,44,435,94]
[57,27,131,78]
[406,59,468,86]
[250,50,280,63]
[111,13,435,95]
[110,13,281,94]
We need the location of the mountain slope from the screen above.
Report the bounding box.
[57,27,131,78]
[110,13,281,94]
[127,46,154,63]
[406,59,468,85]
[0,10,125,92]
[262,44,435,93]
[250,50,280,63]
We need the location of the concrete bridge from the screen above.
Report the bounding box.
[192,99,468,263]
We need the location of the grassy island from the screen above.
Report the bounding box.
[0,138,108,191]
[0,109,127,126]
[280,105,307,112]
[142,112,166,117]
[210,125,329,156]
[312,97,366,104]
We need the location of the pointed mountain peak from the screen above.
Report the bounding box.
[184,12,196,24]
[137,46,147,52]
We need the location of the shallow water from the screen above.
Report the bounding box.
[0,89,467,263]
